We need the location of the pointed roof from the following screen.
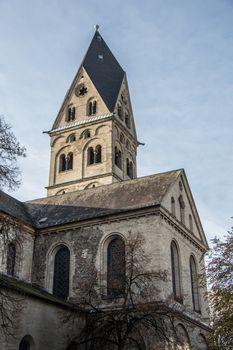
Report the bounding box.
[82,30,125,112]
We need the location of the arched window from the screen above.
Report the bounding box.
[190,256,200,312]
[67,133,76,143]
[7,242,16,276]
[117,104,123,120]
[19,335,35,350]
[179,195,185,224]
[171,197,176,216]
[82,129,91,139]
[171,241,182,301]
[95,145,102,163]
[67,106,76,122]
[125,112,130,128]
[126,159,133,179]
[66,152,73,170]
[53,246,70,299]
[107,237,125,297]
[87,145,102,165]
[88,100,97,116]
[88,147,94,165]
[115,147,122,169]
[59,154,66,172]
[189,214,193,232]
[19,338,30,350]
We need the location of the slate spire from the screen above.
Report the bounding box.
[82,29,125,112]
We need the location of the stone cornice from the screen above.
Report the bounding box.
[35,205,207,252]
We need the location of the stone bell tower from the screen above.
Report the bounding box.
[46,29,138,196]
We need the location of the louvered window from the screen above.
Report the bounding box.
[53,246,70,299]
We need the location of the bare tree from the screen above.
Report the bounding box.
[66,232,186,350]
[0,115,26,336]
[0,213,24,337]
[0,115,26,191]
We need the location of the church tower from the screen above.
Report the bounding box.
[47,29,138,196]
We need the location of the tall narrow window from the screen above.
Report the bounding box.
[190,256,200,312]
[179,195,185,224]
[88,100,97,116]
[59,154,66,172]
[107,237,125,297]
[95,145,102,163]
[67,106,76,122]
[117,104,123,120]
[171,197,176,216]
[171,241,182,301]
[115,147,122,169]
[53,246,70,299]
[125,112,130,128]
[126,159,133,179]
[88,147,94,165]
[66,152,73,170]
[7,243,16,276]
[189,214,193,232]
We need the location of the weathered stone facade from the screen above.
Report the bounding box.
[0,29,211,349]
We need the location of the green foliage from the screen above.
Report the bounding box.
[207,228,233,349]
[0,116,26,190]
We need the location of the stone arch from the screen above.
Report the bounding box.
[84,182,99,189]
[66,133,76,143]
[176,324,191,349]
[83,137,106,172]
[45,241,75,297]
[80,129,91,139]
[55,189,67,195]
[197,334,208,350]
[18,335,35,350]
[51,135,65,147]
[99,232,125,296]
[95,124,109,135]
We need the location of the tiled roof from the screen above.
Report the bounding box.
[0,170,182,229]
[25,170,182,229]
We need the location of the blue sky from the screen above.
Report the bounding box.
[0,0,232,242]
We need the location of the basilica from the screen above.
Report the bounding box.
[0,29,210,349]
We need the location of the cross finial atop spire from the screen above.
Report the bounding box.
[95,24,100,31]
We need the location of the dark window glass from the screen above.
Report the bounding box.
[19,339,30,350]
[95,145,101,163]
[171,241,182,301]
[190,256,200,312]
[59,154,66,172]
[107,237,125,297]
[7,243,16,276]
[53,246,70,299]
[115,147,122,169]
[66,153,73,170]
[88,147,94,165]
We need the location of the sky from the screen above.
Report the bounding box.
[0,0,232,243]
